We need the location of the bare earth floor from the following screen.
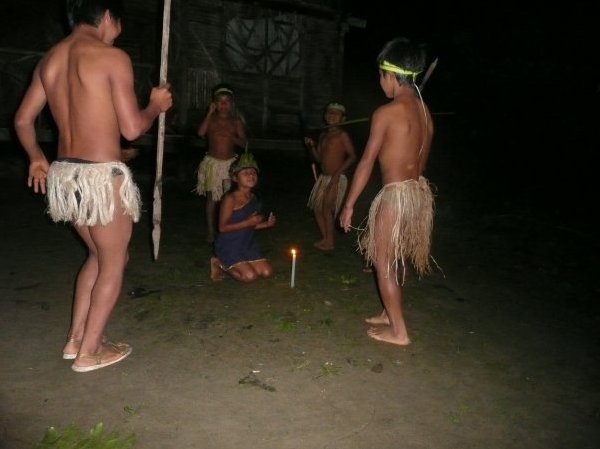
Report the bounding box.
[0,149,598,449]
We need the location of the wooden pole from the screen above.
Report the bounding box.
[419,57,438,90]
[152,0,172,260]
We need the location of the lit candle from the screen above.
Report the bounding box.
[290,248,297,288]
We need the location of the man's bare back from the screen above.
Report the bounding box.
[41,26,166,163]
[14,2,172,372]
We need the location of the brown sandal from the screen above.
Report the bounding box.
[71,342,132,373]
[62,334,108,360]
[62,336,81,360]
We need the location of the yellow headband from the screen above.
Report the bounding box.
[379,60,421,77]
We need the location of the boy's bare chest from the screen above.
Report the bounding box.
[321,132,344,154]
[211,117,236,133]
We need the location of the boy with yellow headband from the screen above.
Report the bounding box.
[340,37,435,346]
[305,101,356,250]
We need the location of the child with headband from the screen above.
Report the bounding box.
[196,83,247,243]
[340,37,435,346]
[305,102,356,251]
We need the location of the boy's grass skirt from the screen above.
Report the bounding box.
[46,160,141,226]
[359,176,434,283]
[194,154,236,201]
[307,174,348,217]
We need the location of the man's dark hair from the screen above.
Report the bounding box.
[66,0,124,29]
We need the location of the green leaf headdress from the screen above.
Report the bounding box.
[230,143,259,176]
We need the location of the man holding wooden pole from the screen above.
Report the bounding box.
[14,0,172,372]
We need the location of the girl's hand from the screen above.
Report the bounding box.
[248,212,264,226]
[256,212,276,229]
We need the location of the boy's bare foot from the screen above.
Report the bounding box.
[364,311,390,325]
[71,342,132,373]
[367,326,410,346]
[210,257,224,281]
[314,241,334,251]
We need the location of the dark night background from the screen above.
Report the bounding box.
[342,0,598,236]
[1,0,598,234]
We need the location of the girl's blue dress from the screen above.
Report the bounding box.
[214,194,263,269]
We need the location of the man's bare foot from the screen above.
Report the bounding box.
[210,257,224,281]
[364,311,390,325]
[71,342,132,373]
[314,240,334,251]
[367,326,410,346]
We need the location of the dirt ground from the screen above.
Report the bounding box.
[0,143,598,449]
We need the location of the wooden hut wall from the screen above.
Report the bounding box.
[0,0,346,141]
[301,16,344,132]
[177,1,224,134]
[177,0,344,139]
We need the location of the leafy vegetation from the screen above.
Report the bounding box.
[34,423,135,449]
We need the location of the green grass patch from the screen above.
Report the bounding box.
[34,423,135,449]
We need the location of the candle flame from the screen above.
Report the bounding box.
[291,248,297,256]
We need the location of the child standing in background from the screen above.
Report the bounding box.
[196,83,247,243]
[305,102,356,251]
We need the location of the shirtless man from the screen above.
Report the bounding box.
[340,37,434,346]
[306,102,356,250]
[14,0,173,372]
[195,84,247,243]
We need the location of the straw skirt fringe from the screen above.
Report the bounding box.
[307,174,348,216]
[46,160,141,226]
[359,176,434,282]
[194,155,236,201]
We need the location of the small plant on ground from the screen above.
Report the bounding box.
[34,422,135,449]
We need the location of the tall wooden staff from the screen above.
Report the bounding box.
[152,0,172,260]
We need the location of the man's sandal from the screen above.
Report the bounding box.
[62,337,81,360]
[71,342,132,373]
[62,334,108,360]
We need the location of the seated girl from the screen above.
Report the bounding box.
[210,152,276,282]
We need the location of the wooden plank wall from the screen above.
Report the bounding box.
[0,0,346,140]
